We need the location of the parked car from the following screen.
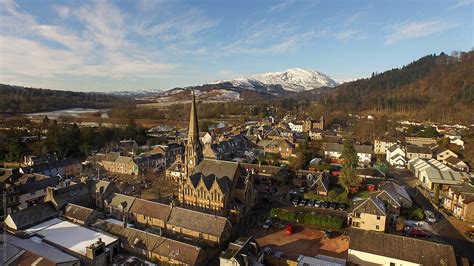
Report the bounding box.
[299,187,306,193]
[338,203,347,211]
[314,200,322,208]
[263,219,272,229]
[329,202,337,210]
[299,199,307,206]
[307,200,315,207]
[263,246,272,255]
[274,251,284,258]
[321,201,329,208]
[286,224,294,235]
[324,230,334,238]
[292,199,299,206]
[409,227,431,238]
[424,210,437,223]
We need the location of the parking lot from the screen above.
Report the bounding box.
[250,222,349,261]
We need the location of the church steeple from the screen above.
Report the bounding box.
[185,91,203,177]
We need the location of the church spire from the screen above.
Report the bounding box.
[184,91,203,177]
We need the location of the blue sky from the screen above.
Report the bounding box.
[0,0,472,92]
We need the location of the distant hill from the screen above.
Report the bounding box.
[0,84,129,114]
[320,51,474,123]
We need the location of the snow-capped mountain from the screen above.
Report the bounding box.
[111,68,340,102]
[213,68,340,92]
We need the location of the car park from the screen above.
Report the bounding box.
[321,201,329,208]
[329,202,337,209]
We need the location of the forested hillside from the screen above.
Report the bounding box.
[320,51,474,123]
[0,84,129,114]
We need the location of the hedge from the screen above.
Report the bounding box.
[270,208,343,229]
[303,190,350,204]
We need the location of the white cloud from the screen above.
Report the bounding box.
[269,0,296,12]
[0,0,175,85]
[333,29,362,41]
[385,19,458,45]
[53,5,70,19]
[450,0,473,9]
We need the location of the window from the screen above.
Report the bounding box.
[376,225,380,230]
[390,263,396,266]
[376,216,381,220]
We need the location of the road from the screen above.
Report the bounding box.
[388,169,474,263]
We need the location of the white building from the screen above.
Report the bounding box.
[323,143,372,164]
[374,140,397,155]
[386,145,407,168]
[288,122,304,133]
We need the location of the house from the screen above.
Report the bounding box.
[406,145,432,160]
[386,144,407,168]
[4,202,57,232]
[288,121,304,132]
[311,173,330,196]
[348,229,457,266]
[220,236,264,266]
[151,143,184,165]
[379,181,413,208]
[348,196,387,232]
[94,219,206,265]
[444,156,469,172]
[99,152,138,175]
[408,158,466,190]
[262,138,295,159]
[90,179,117,210]
[128,198,172,228]
[323,143,373,164]
[45,182,92,210]
[443,183,474,223]
[203,134,249,160]
[436,147,458,162]
[21,156,82,178]
[374,139,397,155]
[13,173,61,209]
[63,203,100,226]
[240,163,291,185]
[166,207,232,246]
[106,193,136,223]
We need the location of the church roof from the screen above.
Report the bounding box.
[192,159,241,181]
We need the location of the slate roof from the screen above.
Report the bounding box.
[356,168,385,179]
[94,219,205,265]
[351,196,386,216]
[107,193,136,212]
[64,203,98,224]
[349,229,457,266]
[406,145,432,154]
[7,202,57,230]
[129,198,172,222]
[220,237,261,264]
[167,207,230,237]
[48,183,91,210]
[194,159,239,178]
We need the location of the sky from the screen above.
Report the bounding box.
[0,0,472,92]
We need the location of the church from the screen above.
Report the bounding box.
[168,92,256,217]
